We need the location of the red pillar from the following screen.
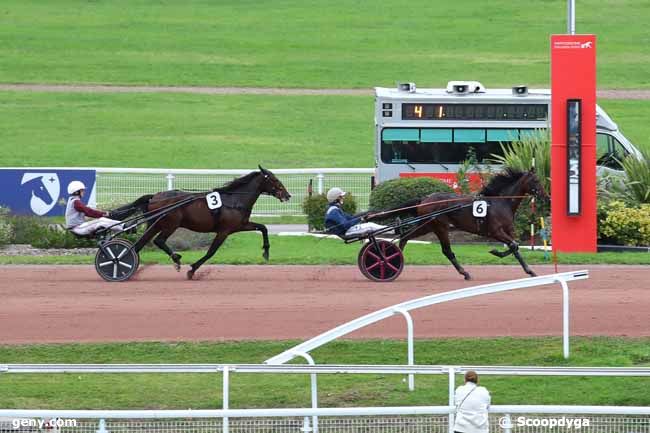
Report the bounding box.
[551,34,597,252]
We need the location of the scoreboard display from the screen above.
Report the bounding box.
[401,103,548,121]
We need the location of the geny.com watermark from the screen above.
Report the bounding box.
[499,416,591,429]
[11,418,78,429]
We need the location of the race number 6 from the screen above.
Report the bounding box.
[472,200,487,218]
[205,192,222,210]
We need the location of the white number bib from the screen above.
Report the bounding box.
[472,200,487,218]
[205,192,222,210]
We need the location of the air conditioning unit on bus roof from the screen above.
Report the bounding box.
[446,81,486,94]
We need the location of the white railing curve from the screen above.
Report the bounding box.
[265,270,588,368]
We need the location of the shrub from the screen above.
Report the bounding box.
[29,227,96,249]
[489,129,551,194]
[369,177,453,212]
[302,193,357,231]
[599,201,650,246]
[368,177,453,226]
[9,214,94,249]
[620,149,650,204]
[0,207,13,246]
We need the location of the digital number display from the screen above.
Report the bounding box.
[401,103,548,121]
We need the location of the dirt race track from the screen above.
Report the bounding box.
[0,264,648,344]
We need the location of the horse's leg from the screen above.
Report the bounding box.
[133,219,163,253]
[187,232,229,280]
[239,222,270,261]
[491,228,536,277]
[398,220,434,251]
[489,246,514,258]
[432,223,471,280]
[153,229,182,271]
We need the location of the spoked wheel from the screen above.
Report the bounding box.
[357,239,404,282]
[94,239,139,282]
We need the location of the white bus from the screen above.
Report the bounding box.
[374,81,642,187]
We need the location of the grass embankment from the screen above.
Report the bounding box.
[1,233,649,265]
[1,0,649,88]
[1,338,649,408]
[0,92,648,168]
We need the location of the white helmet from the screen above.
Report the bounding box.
[326,187,346,202]
[67,180,86,195]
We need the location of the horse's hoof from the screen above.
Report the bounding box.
[263,253,269,262]
[528,271,537,277]
[463,273,472,281]
[186,270,194,280]
[171,253,182,271]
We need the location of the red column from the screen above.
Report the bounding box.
[551,34,597,252]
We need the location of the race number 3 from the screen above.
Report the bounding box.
[205,192,222,210]
[472,200,487,218]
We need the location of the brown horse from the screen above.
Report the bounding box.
[112,166,291,279]
[395,168,547,280]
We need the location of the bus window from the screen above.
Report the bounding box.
[597,133,629,170]
[381,128,542,165]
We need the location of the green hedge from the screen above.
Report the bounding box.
[0,207,13,246]
[302,193,358,231]
[599,201,650,246]
[369,177,453,212]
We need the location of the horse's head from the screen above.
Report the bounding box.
[28,176,54,205]
[523,167,548,201]
[258,165,291,202]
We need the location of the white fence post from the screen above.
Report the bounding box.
[316,173,324,195]
[558,278,570,359]
[293,352,319,433]
[395,309,415,391]
[448,367,455,433]
[96,419,108,433]
[222,366,229,433]
[166,173,174,191]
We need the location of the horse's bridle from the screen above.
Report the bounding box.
[261,174,286,199]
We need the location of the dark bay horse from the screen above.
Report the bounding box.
[395,168,547,280]
[112,166,291,279]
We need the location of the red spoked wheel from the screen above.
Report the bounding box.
[357,239,404,282]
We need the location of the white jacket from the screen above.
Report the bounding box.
[453,382,491,433]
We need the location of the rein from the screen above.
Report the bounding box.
[366,195,530,220]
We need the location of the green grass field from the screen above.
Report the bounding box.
[1,338,649,409]
[1,0,649,89]
[0,92,648,168]
[2,234,649,265]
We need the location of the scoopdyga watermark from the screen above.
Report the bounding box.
[499,416,591,430]
[12,418,78,429]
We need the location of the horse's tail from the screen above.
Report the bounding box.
[108,194,154,220]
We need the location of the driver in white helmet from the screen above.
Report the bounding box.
[324,187,385,238]
[65,181,124,236]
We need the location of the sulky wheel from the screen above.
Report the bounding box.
[357,239,404,282]
[94,239,139,282]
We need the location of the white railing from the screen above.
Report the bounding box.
[2,166,375,215]
[94,167,375,215]
[1,406,649,433]
[266,271,587,375]
[4,363,650,433]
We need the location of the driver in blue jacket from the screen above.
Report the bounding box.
[324,187,384,238]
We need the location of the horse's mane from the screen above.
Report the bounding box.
[479,168,526,196]
[215,170,260,192]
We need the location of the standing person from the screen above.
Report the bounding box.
[65,180,124,236]
[324,187,384,238]
[453,370,491,433]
